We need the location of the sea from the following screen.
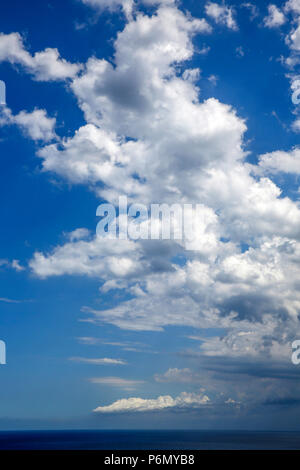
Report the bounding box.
[0,430,299,450]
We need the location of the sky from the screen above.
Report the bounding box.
[1,0,300,431]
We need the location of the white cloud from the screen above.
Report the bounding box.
[205,2,238,30]
[67,228,91,242]
[83,297,206,332]
[258,147,300,174]
[196,324,291,360]
[13,109,57,142]
[27,2,300,371]
[0,297,22,304]
[80,0,134,18]
[3,108,57,142]
[37,124,126,185]
[69,357,127,365]
[241,3,259,20]
[142,0,175,5]
[37,99,244,200]
[89,377,145,390]
[236,46,244,57]
[93,391,210,413]
[76,337,100,345]
[11,260,25,272]
[286,24,300,51]
[0,106,57,142]
[154,368,202,383]
[5,2,300,416]
[80,0,177,19]
[198,45,211,55]
[208,74,218,85]
[284,0,300,15]
[0,32,81,81]
[70,5,212,126]
[292,117,300,132]
[0,258,26,273]
[29,236,141,279]
[264,5,286,28]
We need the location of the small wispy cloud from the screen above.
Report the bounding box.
[0,297,23,304]
[198,45,211,55]
[76,337,101,345]
[101,341,145,352]
[241,2,259,20]
[154,368,203,384]
[236,46,245,58]
[11,259,25,272]
[77,336,154,353]
[208,74,218,86]
[89,377,145,391]
[69,357,127,365]
[0,296,31,304]
[0,259,25,271]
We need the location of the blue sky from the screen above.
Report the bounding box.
[1,0,300,430]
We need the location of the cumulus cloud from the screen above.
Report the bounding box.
[142,0,175,4]
[29,236,142,279]
[194,324,292,360]
[70,5,212,128]
[0,107,57,142]
[205,2,238,30]
[67,228,91,242]
[37,99,245,197]
[258,147,300,174]
[25,1,300,399]
[80,0,177,19]
[287,24,300,51]
[284,0,300,15]
[284,2,300,52]
[292,117,300,132]
[93,391,210,413]
[0,32,81,81]
[264,5,286,28]
[80,0,134,18]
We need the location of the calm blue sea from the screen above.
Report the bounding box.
[0,430,299,450]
